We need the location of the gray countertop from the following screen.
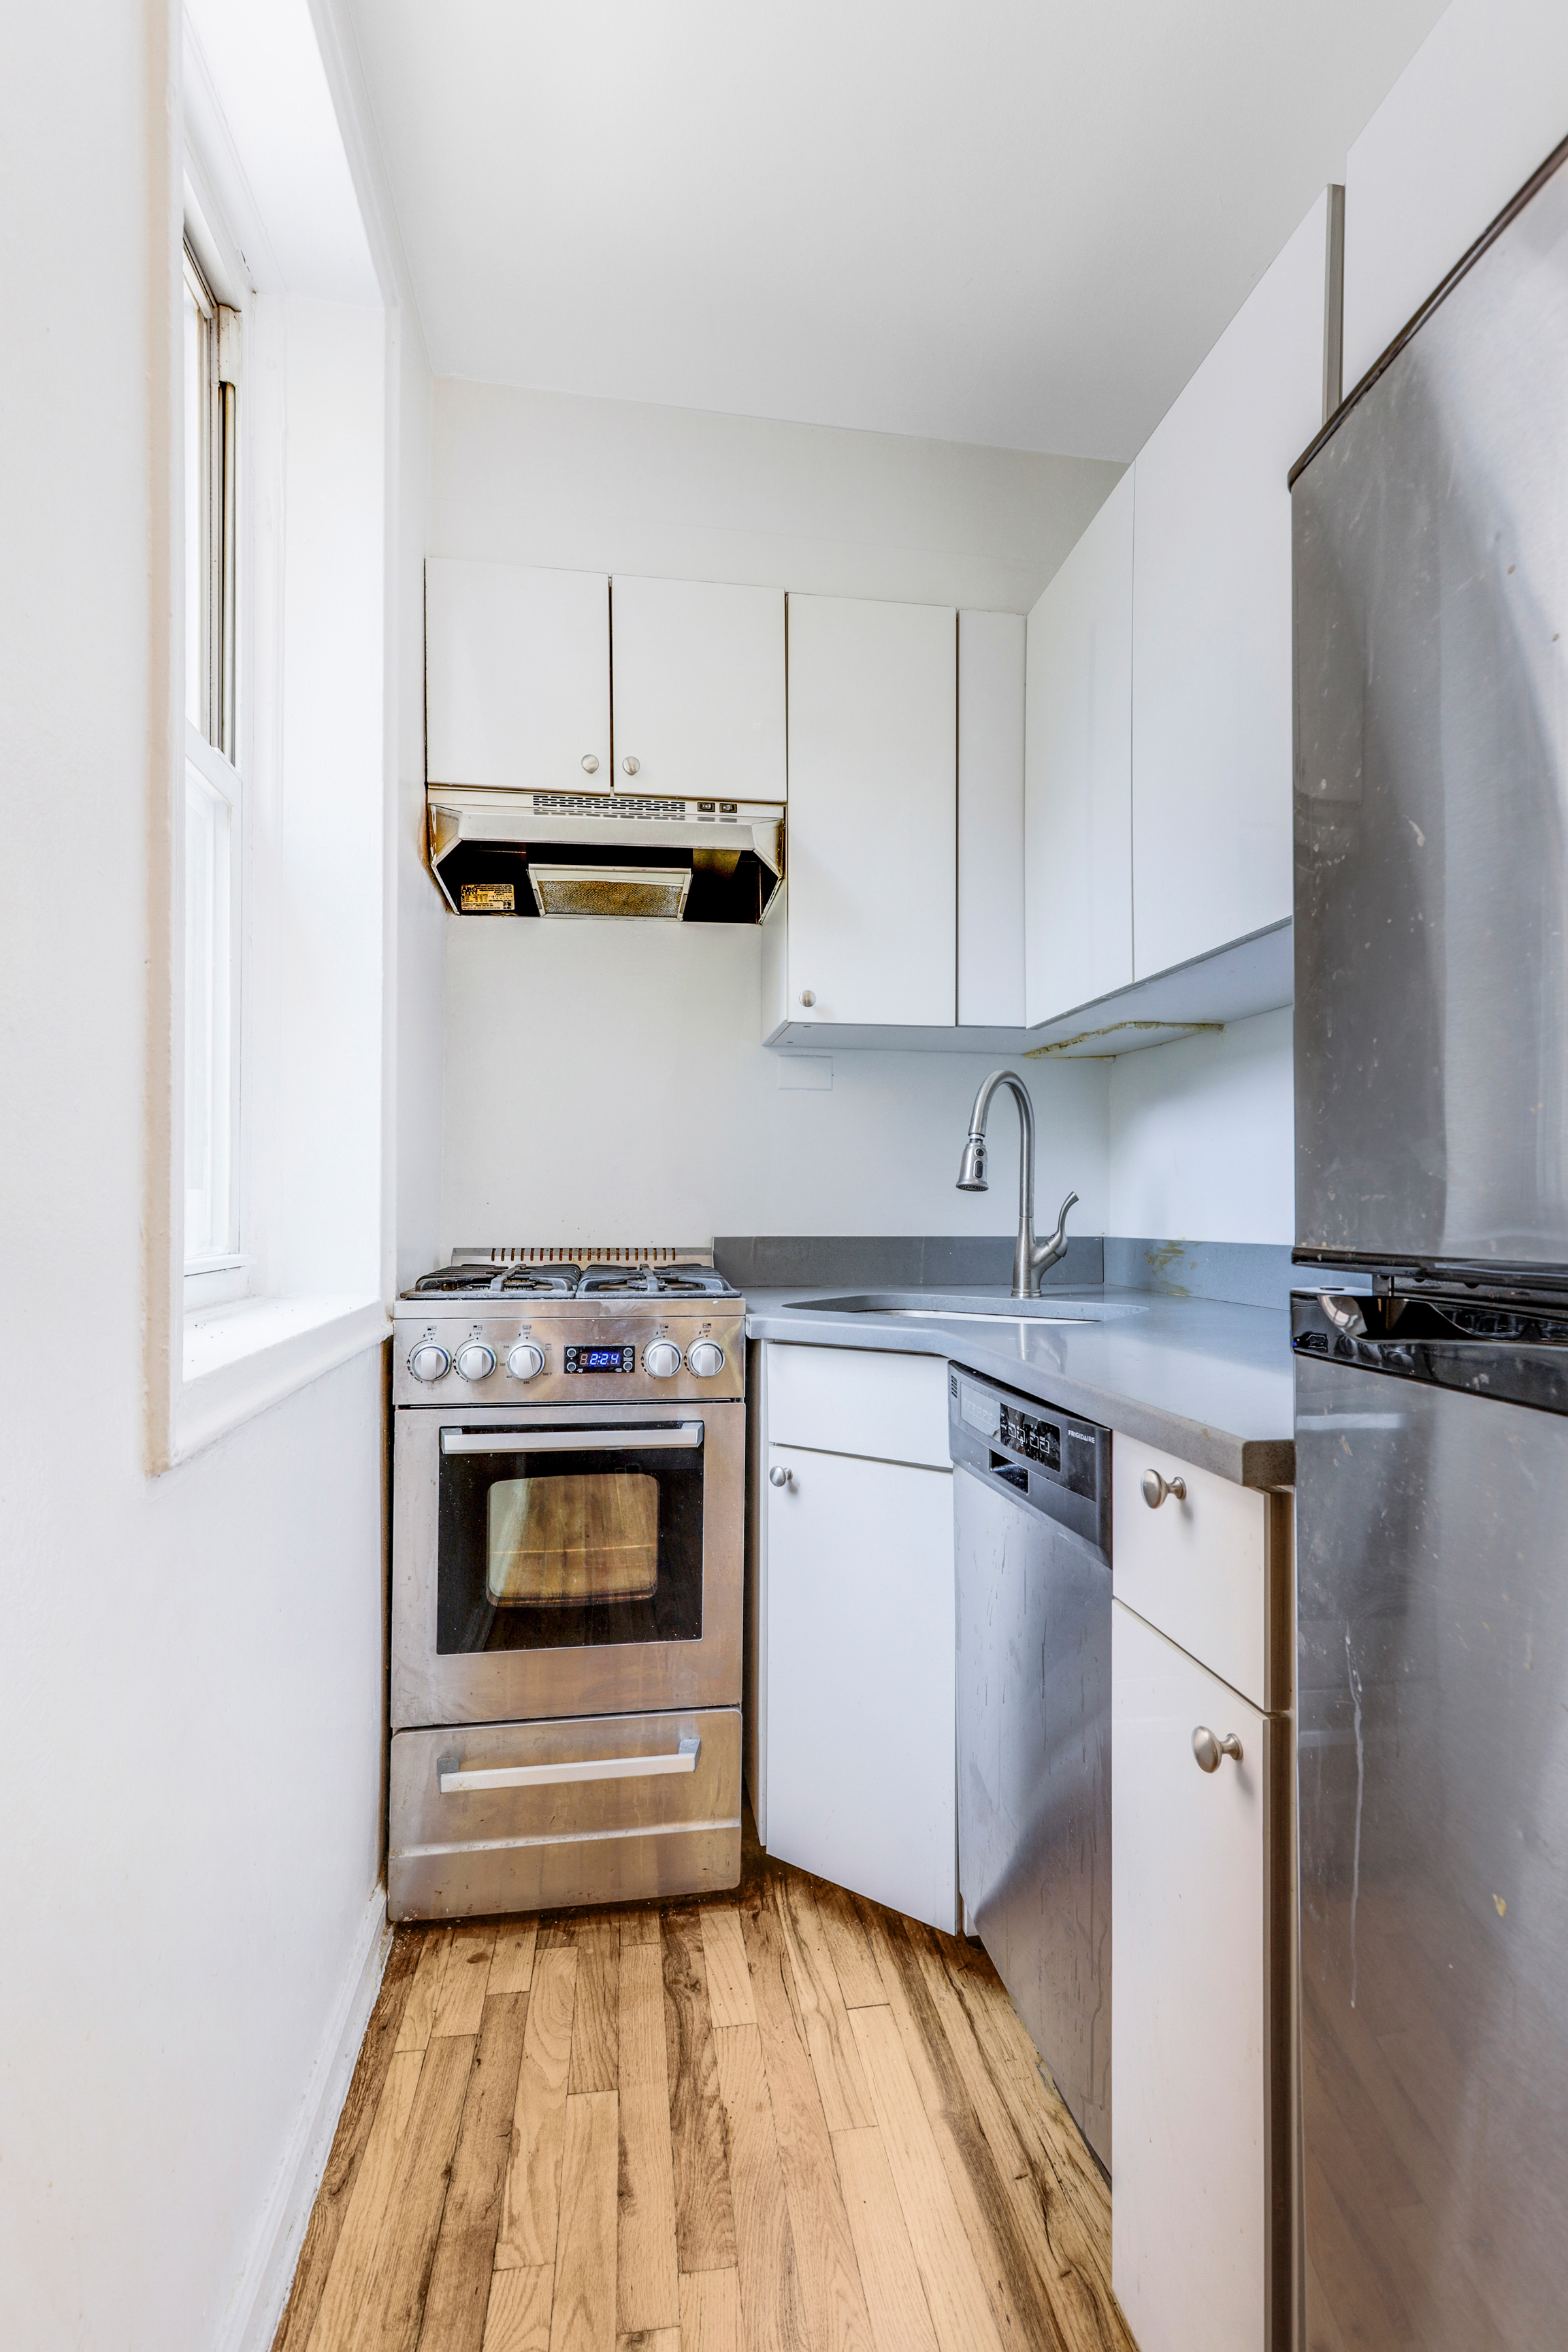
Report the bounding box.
[743,1284,1295,1488]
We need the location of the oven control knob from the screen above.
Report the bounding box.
[455,1343,496,1382]
[644,1340,683,1379]
[687,1340,725,1379]
[408,1343,450,1383]
[506,1341,545,1382]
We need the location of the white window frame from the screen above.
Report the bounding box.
[180,227,249,1306]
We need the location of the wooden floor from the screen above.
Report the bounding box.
[274,1842,1134,2352]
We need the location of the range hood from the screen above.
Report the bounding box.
[427,787,785,923]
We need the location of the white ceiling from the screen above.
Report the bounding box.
[346,0,1446,459]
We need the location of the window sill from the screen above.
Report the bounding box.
[174,1294,390,1462]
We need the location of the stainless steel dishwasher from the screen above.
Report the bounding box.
[950,1364,1113,2170]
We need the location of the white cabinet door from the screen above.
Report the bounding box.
[1023,470,1134,1024]
[610,574,786,801]
[1112,1599,1271,2352]
[1130,191,1329,979]
[958,610,1026,1026]
[784,594,957,1028]
[1342,0,1568,388]
[425,557,610,790]
[766,1441,956,1932]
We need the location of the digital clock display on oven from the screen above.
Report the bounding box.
[563,1345,636,1374]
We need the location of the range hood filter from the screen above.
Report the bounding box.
[527,863,692,921]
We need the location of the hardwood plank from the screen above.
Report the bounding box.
[497,1949,579,2272]
[570,1915,621,2095]
[346,2030,476,2352]
[489,1921,540,1997]
[617,2080,681,2335]
[773,1876,873,2134]
[740,1891,875,2352]
[862,1902,1106,2352]
[847,2006,1006,2352]
[304,2048,425,2352]
[619,1938,668,2093]
[483,2266,553,2352]
[830,2128,940,2352]
[417,1991,531,2352]
[661,1907,738,2276]
[713,2023,811,2352]
[808,1880,885,2010]
[678,2269,743,2352]
[276,1931,423,2352]
[397,1928,455,2055]
[550,2091,619,2352]
[900,1918,1130,2352]
[435,1923,499,2038]
[620,1907,663,1947]
[699,1906,756,2030]
[615,2334,679,2351]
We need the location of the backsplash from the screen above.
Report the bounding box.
[717,1232,1294,1305]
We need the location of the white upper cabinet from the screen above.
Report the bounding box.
[610,574,786,801]
[1342,0,1568,387]
[783,593,957,1028]
[1130,191,1330,980]
[425,558,610,791]
[958,610,1026,1028]
[1023,469,1134,1026]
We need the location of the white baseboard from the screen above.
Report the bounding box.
[212,1882,393,2352]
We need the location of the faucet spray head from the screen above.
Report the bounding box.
[956,1133,988,1192]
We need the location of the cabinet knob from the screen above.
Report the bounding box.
[1141,1467,1187,1509]
[581,753,600,774]
[769,1465,791,1488]
[799,990,816,1009]
[622,755,640,775]
[1192,1725,1243,1773]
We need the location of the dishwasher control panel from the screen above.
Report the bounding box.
[949,1367,1111,1553]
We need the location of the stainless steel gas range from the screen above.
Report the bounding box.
[389,1250,745,1921]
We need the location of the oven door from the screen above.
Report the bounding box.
[393,1399,743,1729]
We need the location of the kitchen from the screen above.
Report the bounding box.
[5,3,1567,2351]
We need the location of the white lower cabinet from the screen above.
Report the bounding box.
[1112,1597,1285,2352]
[763,1416,956,1934]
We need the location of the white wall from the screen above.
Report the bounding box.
[442,921,1106,1247]
[432,376,1122,612]
[1106,1008,1294,1244]
[0,7,397,2350]
[430,378,1118,1247]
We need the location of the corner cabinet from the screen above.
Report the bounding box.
[773,594,958,1030]
[1110,1439,1294,2352]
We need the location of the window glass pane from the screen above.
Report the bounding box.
[184,281,205,736]
[184,760,231,1260]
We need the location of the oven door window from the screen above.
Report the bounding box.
[438,1429,703,1653]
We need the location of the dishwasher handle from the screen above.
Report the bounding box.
[438,1736,701,1794]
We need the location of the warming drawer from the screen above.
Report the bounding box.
[388,1706,741,1921]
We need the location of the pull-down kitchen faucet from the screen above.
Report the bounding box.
[956,1069,1078,1299]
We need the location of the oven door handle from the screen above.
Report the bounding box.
[439,1424,704,1454]
[437,1736,701,1794]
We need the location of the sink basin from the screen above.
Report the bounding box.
[781,1290,1146,1324]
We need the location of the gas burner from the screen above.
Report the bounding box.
[575,1266,736,1298]
[408,1264,579,1299]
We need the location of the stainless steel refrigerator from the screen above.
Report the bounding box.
[1291,133,1568,2350]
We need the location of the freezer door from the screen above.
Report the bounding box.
[955,1463,1112,2168]
[1292,144,1568,1268]
[1296,1350,1568,2346]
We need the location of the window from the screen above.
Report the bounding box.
[182,242,242,1275]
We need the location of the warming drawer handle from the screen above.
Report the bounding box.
[438,1737,701,1794]
[440,1424,704,1455]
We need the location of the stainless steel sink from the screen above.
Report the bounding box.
[781,1290,1145,1324]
